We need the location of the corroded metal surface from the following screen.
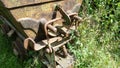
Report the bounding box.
[1,0,82,20]
[0,0,83,68]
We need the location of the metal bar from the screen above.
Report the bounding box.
[47,24,57,33]
[0,5,28,40]
[53,38,71,51]
[7,29,14,37]
[62,45,68,57]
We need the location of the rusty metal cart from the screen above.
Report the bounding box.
[0,0,82,68]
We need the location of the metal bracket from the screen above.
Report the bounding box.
[52,5,71,25]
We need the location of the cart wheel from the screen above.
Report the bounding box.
[0,23,11,36]
[12,38,27,60]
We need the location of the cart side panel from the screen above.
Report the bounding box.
[1,0,82,20]
[0,1,28,39]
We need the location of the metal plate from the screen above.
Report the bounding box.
[1,0,82,20]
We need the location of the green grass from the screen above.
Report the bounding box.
[0,32,41,68]
[0,0,120,68]
[68,0,120,68]
[0,31,23,68]
[69,21,120,68]
[0,21,41,68]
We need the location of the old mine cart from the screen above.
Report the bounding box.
[0,0,82,68]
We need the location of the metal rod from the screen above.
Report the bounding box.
[62,45,68,57]
[53,38,71,51]
[7,29,14,37]
[47,24,57,33]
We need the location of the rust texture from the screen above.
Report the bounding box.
[1,0,82,20]
[0,0,83,68]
